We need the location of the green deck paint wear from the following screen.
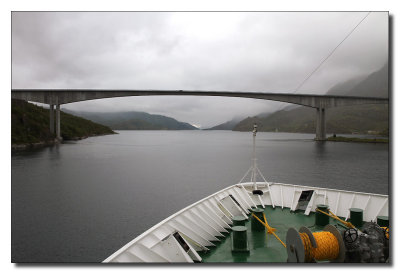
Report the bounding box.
[315,204,330,226]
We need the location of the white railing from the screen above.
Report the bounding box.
[103,182,388,263]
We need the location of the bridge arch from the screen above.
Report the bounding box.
[11,89,388,141]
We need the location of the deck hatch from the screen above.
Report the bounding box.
[297,190,314,211]
[173,232,190,252]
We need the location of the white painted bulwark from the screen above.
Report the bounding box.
[103,182,388,263]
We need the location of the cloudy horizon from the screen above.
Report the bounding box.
[12,12,388,128]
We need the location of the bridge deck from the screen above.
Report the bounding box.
[11,89,388,108]
[11,89,388,141]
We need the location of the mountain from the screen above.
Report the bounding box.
[234,108,315,133]
[206,119,239,130]
[233,105,388,135]
[327,62,388,97]
[63,110,198,130]
[205,117,245,130]
[233,63,389,135]
[206,110,273,130]
[11,99,115,146]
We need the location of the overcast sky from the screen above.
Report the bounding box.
[12,12,388,128]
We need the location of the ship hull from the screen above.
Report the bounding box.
[103,182,388,263]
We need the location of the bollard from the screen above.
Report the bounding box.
[232,215,246,227]
[377,216,389,227]
[231,226,249,252]
[315,204,330,226]
[349,208,363,228]
[251,208,265,231]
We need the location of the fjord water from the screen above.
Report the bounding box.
[11,131,389,262]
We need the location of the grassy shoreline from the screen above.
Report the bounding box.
[326,136,388,143]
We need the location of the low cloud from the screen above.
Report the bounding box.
[12,12,388,128]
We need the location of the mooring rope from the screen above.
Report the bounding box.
[315,208,355,229]
[251,213,286,248]
[299,231,340,262]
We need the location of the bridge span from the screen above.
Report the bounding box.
[11,89,389,141]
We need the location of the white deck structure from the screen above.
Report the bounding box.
[103,182,388,263]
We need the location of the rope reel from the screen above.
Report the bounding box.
[382,227,389,240]
[286,225,346,263]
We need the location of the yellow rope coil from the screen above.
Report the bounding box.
[381,227,389,239]
[299,231,340,262]
[300,233,313,262]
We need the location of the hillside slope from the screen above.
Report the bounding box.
[63,110,198,130]
[12,99,115,146]
[233,104,388,134]
[205,118,243,130]
[233,64,388,135]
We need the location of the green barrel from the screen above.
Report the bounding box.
[315,204,330,226]
[231,226,249,252]
[377,216,389,227]
[349,208,363,228]
[251,208,265,231]
[232,215,246,226]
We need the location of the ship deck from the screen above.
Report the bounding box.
[198,205,345,263]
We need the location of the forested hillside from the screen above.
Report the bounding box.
[12,99,114,146]
[233,63,388,135]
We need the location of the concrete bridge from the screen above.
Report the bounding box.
[11,89,389,141]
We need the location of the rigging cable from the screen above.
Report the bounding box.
[294,12,371,93]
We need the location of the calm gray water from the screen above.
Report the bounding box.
[11,131,389,262]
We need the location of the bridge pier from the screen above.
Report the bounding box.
[11,90,388,144]
[315,107,326,141]
[49,104,54,134]
[56,104,61,140]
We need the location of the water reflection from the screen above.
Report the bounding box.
[313,141,327,160]
[11,131,388,262]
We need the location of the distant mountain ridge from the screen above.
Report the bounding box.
[205,111,273,130]
[205,117,245,130]
[205,119,238,130]
[233,63,389,135]
[63,110,198,130]
[327,62,388,97]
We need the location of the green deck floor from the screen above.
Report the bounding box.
[198,206,344,263]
